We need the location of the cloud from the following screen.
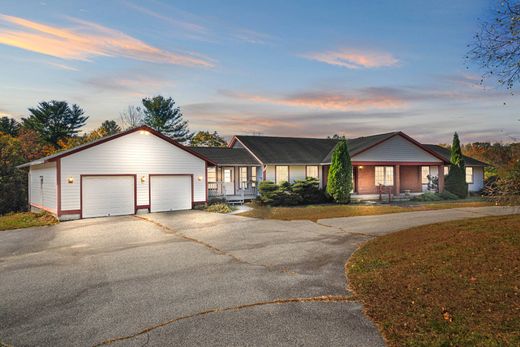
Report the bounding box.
[303,49,399,69]
[0,13,214,67]
[84,73,171,97]
[219,89,407,111]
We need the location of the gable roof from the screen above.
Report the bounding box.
[17,125,216,168]
[189,147,260,166]
[424,144,488,167]
[231,131,448,165]
[231,135,340,164]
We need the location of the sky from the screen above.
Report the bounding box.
[0,0,518,143]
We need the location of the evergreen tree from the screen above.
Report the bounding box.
[191,131,227,147]
[0,116,20,136]
[22,101,88,148]
[445,132,468,198]
[326,140,353,203]
[99,120,121,136]
[142,95,193,143]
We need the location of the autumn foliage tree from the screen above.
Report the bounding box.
[190,131,227,147]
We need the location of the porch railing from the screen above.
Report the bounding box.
[208,181,258,198]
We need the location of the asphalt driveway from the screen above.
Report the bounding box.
[0,206,517,346]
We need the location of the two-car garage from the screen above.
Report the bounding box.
[21,126,212,221]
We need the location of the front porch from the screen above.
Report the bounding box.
[207,165,261,203]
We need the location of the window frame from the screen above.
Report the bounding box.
[250,167,257,187]
[421,166,430,184]
[275,165,289,184]
[223,168,233,183]
[239,167,248,189]
[305,165,319,179]
[465,167,474,184]
[207,167,217,183]
[375,166,394,186]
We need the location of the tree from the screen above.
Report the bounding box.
[489,160,520,205]
[326,140,353,203]
[190,131,227,147]
[445,132,468,198]
[0,116,20,136]
[468,0,520,89]
[99,120,121,136]
[0,133,28,214]
[120,105,144,129]
[142,96,193,143]
[22,101,88,148]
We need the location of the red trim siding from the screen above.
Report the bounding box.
[80,174,137,219]
[353,161,442,166]
[148,174,194,211]
[56,158,62,217]
[60,209,81,215]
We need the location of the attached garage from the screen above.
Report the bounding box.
[18,126,214,220]
[149,175,192,213]
[82,175,136,218]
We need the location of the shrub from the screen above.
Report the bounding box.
[438,190,459,200]
[411,192,443,201]
[291,177,326,204]
[257,178,326,206]
[206,203,233,213]
[445,165,468,198]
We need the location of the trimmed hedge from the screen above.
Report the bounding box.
[258,177,328,206]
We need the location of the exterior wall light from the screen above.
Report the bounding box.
[197,176,203,181]
[358,166,364,169]
[67,177,74,184]
[141,176,146,183]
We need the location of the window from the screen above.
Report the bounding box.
[465,167,473,184]
[240,167,248,189]
[375,166,394,186]
[276,166,289,184]
[223,169,232,183]
[306,166,319,179]
[251,167,257,187]
[444,166,449,176]
[207,167,216,183]
[421,166,430,184]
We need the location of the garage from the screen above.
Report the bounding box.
[82,175,136,218]
[150,175,192,212]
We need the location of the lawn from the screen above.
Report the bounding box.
[238,200,494,221]
[346,214,520,347]
[0,212,57,231]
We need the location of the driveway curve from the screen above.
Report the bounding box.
[0,206,517,346]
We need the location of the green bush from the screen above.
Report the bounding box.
[445,165,468,198]
[291,177,326,204]
[411,192,443,201]
[438,190,459,200]
[206,203,233,213]
[258,179,326,206]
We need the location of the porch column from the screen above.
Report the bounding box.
[438,165,445,192]
[395,165,400,195]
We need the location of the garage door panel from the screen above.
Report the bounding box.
[150,175,192,212]
[82,176,135,218]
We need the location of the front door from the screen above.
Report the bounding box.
[222,167,235,195]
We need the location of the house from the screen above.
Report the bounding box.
[191,132,487,201]
[18,126,215,220]
[19,127,487,220]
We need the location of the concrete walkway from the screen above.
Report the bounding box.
[0,206,517,346]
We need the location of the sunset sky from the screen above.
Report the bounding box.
[0,0,518,143]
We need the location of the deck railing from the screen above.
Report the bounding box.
[208,181,258,198]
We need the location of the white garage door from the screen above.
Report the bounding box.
[82,176,135,218]
[150,175,192,213]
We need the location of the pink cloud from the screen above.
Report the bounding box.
[0,13,214,67]
[221,90,406,111]
[303,49,399,69]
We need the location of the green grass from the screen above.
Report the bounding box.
[238,200,494,221]
[0,212,58,231]
[347,215,520,347]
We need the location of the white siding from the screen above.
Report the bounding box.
[352,135,441,163]
[289,165,306,182]
[468,166,484,192]
[60,131,206,211]
[29,162,57,213]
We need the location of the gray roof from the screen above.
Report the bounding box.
[424,144,488,166]
[234,132,400,164]
[189,147,260,165]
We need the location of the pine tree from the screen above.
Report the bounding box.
[445,132,468,198]
[142,96,193,143]
[326,140,353,203]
